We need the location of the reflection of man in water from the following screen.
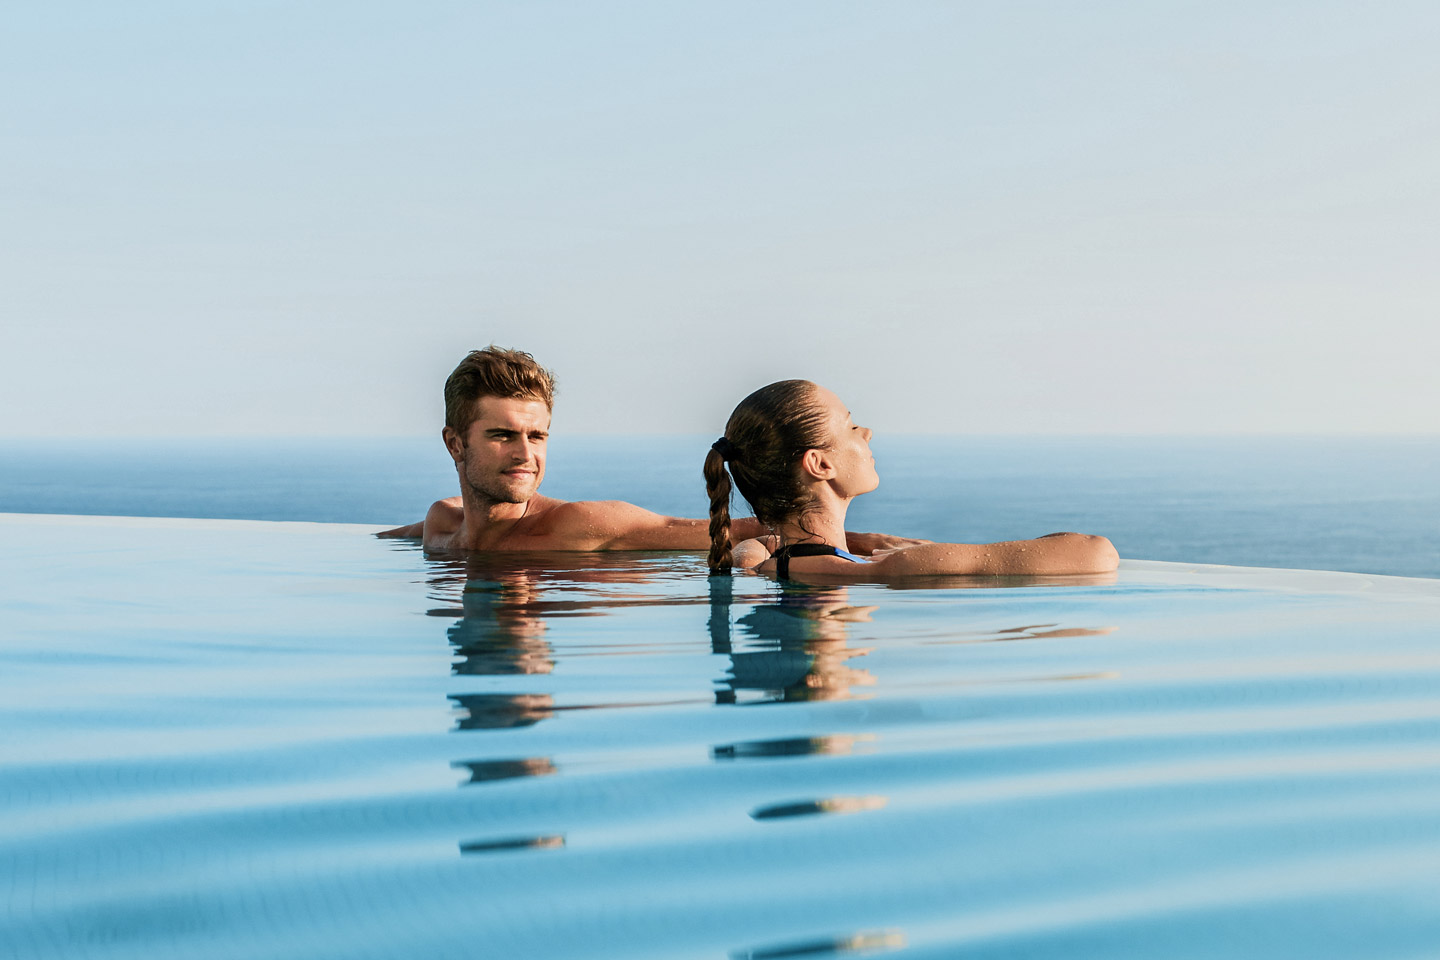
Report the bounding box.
[445,570,557,729]
[450,692,554,730]
[379,346,921,554]
[448,573,553,676]
[441,553,713,732]
[715,586,878,705]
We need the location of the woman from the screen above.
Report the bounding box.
[704,380,1119,579]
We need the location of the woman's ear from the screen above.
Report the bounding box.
[800,447,836,480]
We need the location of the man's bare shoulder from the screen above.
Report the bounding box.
[419,497,465,549]
[426,497,464,525]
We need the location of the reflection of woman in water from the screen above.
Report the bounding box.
[710,577,876,704]
[704,380,1119,580]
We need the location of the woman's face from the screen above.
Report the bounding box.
[811,386,879,499]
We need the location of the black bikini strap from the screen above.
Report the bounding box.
[772,543,841,580]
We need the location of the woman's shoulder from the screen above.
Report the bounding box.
[731,535,779,570]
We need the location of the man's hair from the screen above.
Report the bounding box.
[444,346,557,434]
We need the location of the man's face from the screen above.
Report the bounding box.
[448,396,551,505]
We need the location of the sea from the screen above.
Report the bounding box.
[1,434,1436,579]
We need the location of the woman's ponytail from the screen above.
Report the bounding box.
[704,445,733,573]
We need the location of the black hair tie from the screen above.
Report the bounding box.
[711,437,739,461]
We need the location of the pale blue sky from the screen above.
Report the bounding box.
[3,1,1437,436]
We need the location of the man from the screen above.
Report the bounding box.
[378,346,922,553]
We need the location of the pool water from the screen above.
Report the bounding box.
[4,513,1440,958]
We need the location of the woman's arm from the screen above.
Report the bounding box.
[869,533,1118,577]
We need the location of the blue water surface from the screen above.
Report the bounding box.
[4,513,1440,959]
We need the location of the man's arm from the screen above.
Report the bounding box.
[723,518,927,554]
[569,505,931,553]
[385,498,928,552]
[555,501,713,550]
[547,502,779,551]
[843,531,931,555]
[728,516,771,543]
[376,520,425,538]
[375,498,464,546]
[377,501,712,549]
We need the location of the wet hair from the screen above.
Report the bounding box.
[705,379,831,573]
[444,346,557,436]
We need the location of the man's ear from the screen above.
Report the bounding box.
[800,448,836,481]
[442,426,465,465]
